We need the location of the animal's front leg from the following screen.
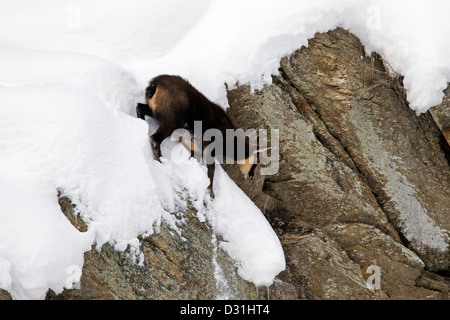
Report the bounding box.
[150,130,164,160]
[207,163,215,198]
[150,125,178,160]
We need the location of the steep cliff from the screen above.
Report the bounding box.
[226,28,449,299]
[2,28,447,301]
[45,28,450,300]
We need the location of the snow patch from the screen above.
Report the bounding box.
[1,0,449,299]
[211,164,286,287]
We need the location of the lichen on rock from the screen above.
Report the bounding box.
[41,27,449,301]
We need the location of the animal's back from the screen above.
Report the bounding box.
[139,74,275,185]
[149,75,234,133]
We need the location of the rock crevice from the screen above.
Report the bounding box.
[225,28,449,299]
[3,27,448,301]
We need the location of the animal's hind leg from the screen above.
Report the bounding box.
[207,163,215,198]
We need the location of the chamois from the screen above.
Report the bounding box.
[136,75,267,192]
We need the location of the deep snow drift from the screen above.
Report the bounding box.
[0,0,449,299]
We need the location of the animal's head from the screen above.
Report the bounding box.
[145,75,190,114]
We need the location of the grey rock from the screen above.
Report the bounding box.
[280,27,449,272]
[9,27,447,301]
[225,28,449,299]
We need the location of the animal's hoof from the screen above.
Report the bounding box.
[207,186,215,198]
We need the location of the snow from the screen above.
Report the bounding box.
[0,84,160,299]
[0,0,449,299]
[341,0,450,113]
[211,164,286,287]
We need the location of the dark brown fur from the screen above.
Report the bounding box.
[136,75,258,191]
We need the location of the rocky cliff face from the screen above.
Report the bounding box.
[1,28,448,301]
[44,196,262,300]
[226,28,449,299]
